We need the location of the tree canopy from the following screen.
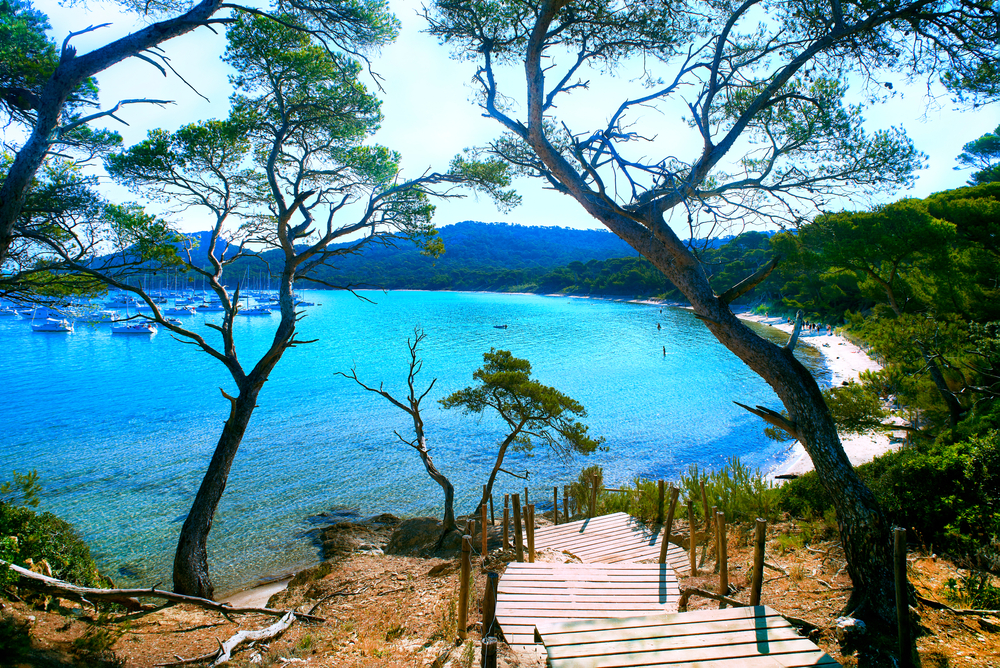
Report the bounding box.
[441,348,603,509]
[956,124,1000,185]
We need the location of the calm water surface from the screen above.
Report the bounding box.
[0,291,824,593]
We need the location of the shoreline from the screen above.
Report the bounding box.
[214,296,897,604]
[734,311,901,479]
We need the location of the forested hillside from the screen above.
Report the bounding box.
[299,221,637,290]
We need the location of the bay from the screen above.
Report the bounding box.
[0,290,823,594]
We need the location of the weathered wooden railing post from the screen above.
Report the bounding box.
[524,486,529,505]
[716,511,728,609]
[529,504,537,562]
[709,505,718,567]
[489,490,495,525]
[701,483,710,533]
[657,479,665,524]
[895,527,914,668]
[458,535,472,640]
[750,518,766,606]
[658,486,680,564]
[480,503,489,557]
[481,637,497,668]
[687,499,698,576]
[563,485,570,522]
[512,493,524,562]
[553,485,559,525]
[468,518,476,550]
[589,474,598,518]
[482,571,498,638]
[503,495,510,548]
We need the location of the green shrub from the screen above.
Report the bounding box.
[777,431,1000,563]
[679,458,780,524]
[946,571,1000,609]
[569,465,603,518]
[0,472,106,588]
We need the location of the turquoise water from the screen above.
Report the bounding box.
[0,291,822,594]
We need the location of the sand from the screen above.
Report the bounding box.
[737,312,903,478]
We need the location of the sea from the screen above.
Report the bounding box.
[0,290,825,595]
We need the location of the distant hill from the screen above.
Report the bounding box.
[299,221,638,290]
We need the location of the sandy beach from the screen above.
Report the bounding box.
[736,311,902,478]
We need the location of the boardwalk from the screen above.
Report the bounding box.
[495,562,680,650]
[532,512,690,573]
[534,605,841,667]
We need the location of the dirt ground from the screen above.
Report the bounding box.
[3,515,999,667]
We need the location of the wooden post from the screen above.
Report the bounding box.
[512,493,524,562]
[468,518,476,553]
[895,527,913,668]
[482,571,499,638]
[481,636,497,668]
[553,485,559,525]
[458,535,471,640]
[502,500,510,550]
[524,486,529,505]
[687,499,698,576]
[563,485,569,522]
[480,503,489,556]
[750,518,766,606]
[527,504,536,563]
[489,490,495,525]
[589,474,598,518]
[658,486,680,564]
[709,504,718,566]
[701,482,711,533]
[657,479,665,524]
[716,511,728,609]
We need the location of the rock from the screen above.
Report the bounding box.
[834,616,866,651]
[386,518,463,557]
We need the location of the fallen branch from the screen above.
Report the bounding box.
[155,611,295,667]
[763,561,788,574]
[678,587,746,612]
[1,560,324,622]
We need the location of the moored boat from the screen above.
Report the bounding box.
[32,318,74,332]
[111,322,157,335]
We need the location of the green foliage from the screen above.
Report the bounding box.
[0,473,105,588]
[568,465,603,518]
[778,431,1000,563]
[823,383,889,435]
[945,571,1000,609]
[678,458,780,524]
[955,124,1000,185]
[0,470,40,508]
[440,349,604,459]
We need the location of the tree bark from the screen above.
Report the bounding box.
[0,0,226,264]
[511,2,898,630]
[416,442,456,535]
[173,384,262,599]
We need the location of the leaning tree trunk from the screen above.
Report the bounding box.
[415,441,456,536]
[479,436,516,515]
[173,383,262,599]
[616,210,897,631]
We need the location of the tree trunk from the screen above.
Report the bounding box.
[614,212,898,631]
[479,436,515,515]
[173,384,261,598]
[416,443,456,535]
[0,0,225,264]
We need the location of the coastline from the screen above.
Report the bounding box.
[734,311,901,479]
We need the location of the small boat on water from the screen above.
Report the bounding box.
[238,306,273,316]
[76,309,119,323]
[164,306,197,316]
[32,318,73,332]
[196,303,226,312]
[111,322,157,335]
[493,324,508,329]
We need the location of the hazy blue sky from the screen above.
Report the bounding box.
[29,0,1000,235]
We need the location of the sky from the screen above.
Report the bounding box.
[25,0,1000,236]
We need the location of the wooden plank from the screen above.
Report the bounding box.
[534,607,840,668]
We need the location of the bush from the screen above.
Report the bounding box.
[777,431,1000,564]
[0,472,106,589]
[679,458,780,524]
